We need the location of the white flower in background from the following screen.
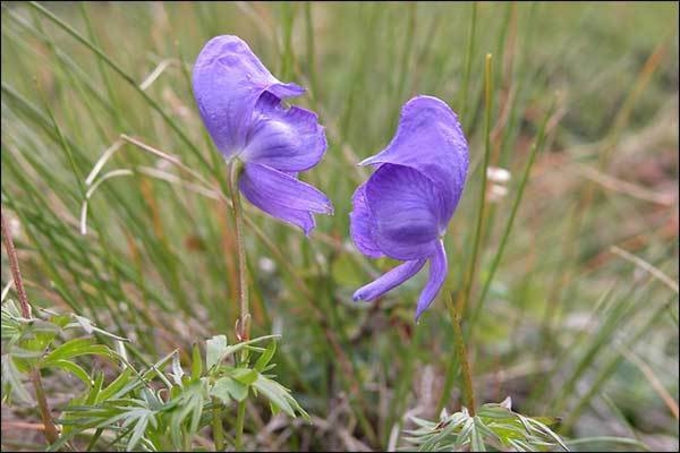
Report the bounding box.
[487,166,511,203]
[258,257,276,273]
[487,166,511,183]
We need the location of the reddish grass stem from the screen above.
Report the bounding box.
[1,209,60,444]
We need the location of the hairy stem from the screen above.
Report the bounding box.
[212,397,224,451]
[446,294,476,416]
[228,161,250,342]
[235,399,247,451]
[1,209,60,444]
[227,162,250,450]
[30,369,60,444]
[2,210,31,318]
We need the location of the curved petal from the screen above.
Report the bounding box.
[238,163,333,235]
[240,92,327,172]
[192,35,305,157]
[353,259,427,302]
[365,164,444,261]
[349,182,383,258]
[359,96,469,224]
[415,240,448,321]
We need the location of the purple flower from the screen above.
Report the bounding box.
[192,35,333,235]
[350,96,469,320]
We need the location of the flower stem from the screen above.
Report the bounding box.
[1,209,60,444]
[212,397,224,451]
[227,161,250,450]
[234,398,247,451]
[228,161,250,343]
[446,293,476,416]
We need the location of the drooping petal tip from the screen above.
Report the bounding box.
[352,259,427,302]
[414,240,448,321]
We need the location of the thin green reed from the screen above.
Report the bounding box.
[384,322,426,446]
[279,2,296,81]
[395,2,417,100]
[27,2,213,177]
[304,2,319,101]
[339,3,381,140]
[457,53,493,317]
[305,243,380,446]
[4,72,190,341]
[32,27,149,334]
[25,2,220,328]
[561,293,678,432]
[467,98,555,336]
[542,31,671,342]
[35,77,126,322]
[438,52,494,415]
[458,1,477,125]
[2,98,163,352]
[496,2,539,171]
[3,7,116,136]
[79,2,127,133]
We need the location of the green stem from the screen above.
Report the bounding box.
[459,1,477,122]
[457,53,493,316]
[212,398,224,451]
[1,209,60,444]
[30,369,60,444]
[446,294,476,415]
[228,161,250,342]
[227,161,250,450]
[234,399,247,451]
[304,2,319,101]
[468,100,555,333]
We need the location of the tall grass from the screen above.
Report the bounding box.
[2,2,678,451]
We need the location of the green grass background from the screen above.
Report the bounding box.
[2,1,678,451]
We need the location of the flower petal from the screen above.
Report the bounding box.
[240,92,327,172]
[238,163,333,235]
[415,240,448,321]
[349,182,383,258]
[365,164,444,260]
[359,96,469,224]
[192,35,305,157]
[353,259,427,302]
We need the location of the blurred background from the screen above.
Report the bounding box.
[1,1,678,451]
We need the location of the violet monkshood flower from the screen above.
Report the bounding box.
[350,96,469,321]
[192,35,333,235]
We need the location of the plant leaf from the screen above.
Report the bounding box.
[206,335,228,370]
[254,339,277,372]
[191,343,203,380]
[45,359,93,386]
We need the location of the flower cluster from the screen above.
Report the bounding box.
[193,36,468,319]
